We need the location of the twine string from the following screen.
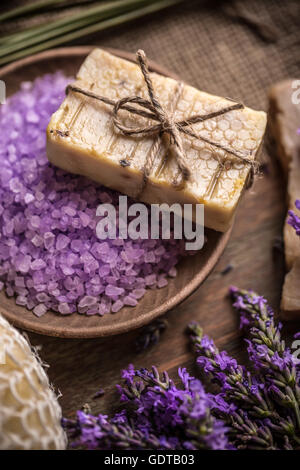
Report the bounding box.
[66,49,258,191]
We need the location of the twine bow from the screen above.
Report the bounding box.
[66,49,257,192]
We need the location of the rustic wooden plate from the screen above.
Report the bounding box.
[0,47,232,338]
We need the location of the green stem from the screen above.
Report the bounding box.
[0,0,146,47]
[0,0,184,66]
[0,0,65,22]
[0,0,148,56]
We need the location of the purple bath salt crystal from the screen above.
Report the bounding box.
[27,298,35,310]
[6,286,14,297]
[33,303,47,317]
[79,211,90,227]
[56,234,70,250]
[78,296,97,308]
[63,206,76,217]
[44,232,55,250]
[15,254,31,273]
[157,277,168,288]
[84,258,99,274]
[168,267,177,278]
[30,215,40,228]
[14,276,24,286]
[52,209,61,219]
[31,259,46,270]
[98,303,108,316]
[105,285,125,297]
[15,286,28,296]
[132,288,146,299]
[86,305,99,315]
[123,295,138,307]
[4,220,14,236]
[70,239,83,252]
[16,295,27,306]
[144,251,156,263]
[61,265,75,276]
[26,109,39,123]
[145,274,157,286]
[66,253,79,266]
[58,302,71,314]
[31,234,43,247]
[99,264,110,277]
[0,73,189,317]
[36,292,50,302]
[111,299,124,313]
[35,191,44,201]
[9,177,23,193]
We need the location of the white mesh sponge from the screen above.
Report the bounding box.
[0,315,66,449]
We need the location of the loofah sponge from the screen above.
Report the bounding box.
[0,315,66,449]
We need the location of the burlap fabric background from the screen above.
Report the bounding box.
[0,0,299,113]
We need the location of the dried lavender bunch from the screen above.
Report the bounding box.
[188,287,300,449]
[135,319,168,351]
[64,287,300,450]
[63,365,231,450]
[288,200,300,236]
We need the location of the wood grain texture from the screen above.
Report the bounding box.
[0,47,232,338]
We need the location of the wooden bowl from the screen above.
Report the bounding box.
[0,47,232,338]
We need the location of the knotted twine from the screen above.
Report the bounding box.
[66,49,258,194]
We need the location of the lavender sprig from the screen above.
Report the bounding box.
[188,322,275,419]
[64,364,230,450]
[188,323,280,449]
[118,365,230,450]
[188,287,300,449]
[230,287,300,430]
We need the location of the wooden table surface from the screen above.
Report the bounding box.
[25,138,300,420]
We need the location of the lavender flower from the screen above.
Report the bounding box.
[288,200,300,236]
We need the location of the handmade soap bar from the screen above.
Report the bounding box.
[47,49,267,232]
[269,79,300,319]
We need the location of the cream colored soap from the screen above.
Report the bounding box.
[47,49,267,232]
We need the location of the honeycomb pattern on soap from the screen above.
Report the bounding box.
[166,88,266,204]
[57,49,266,206]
